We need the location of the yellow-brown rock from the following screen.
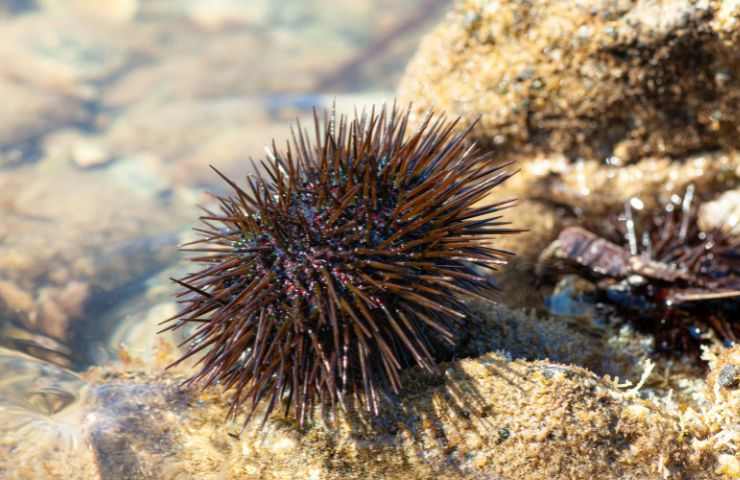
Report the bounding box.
[399,0,740,162]
[2,339,735,479]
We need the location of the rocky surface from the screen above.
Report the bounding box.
[399,0,740,285]
[399,0,740,161]
[395,3,740,478]
[1,337,737,479]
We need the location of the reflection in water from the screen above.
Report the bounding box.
[0,348,82,415]
[0,322,74,368]
[0,349,89,478]
[0,0,447,369]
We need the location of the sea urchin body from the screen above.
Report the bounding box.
[161,105,518,427]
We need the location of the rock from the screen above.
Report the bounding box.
[399,0,740,161]
[102,0,440,107]
[0,81,86,160]
[686,345,740,478]
[45,131,113,169]
[0,14,130,95]
[699,188,740,236]
[102,93,393,171]
[0,344,732,480]
[72,140,111,169]
[706,345,740,402]
[717,364,740,390]
[0,281,34,315]
[104,154,172,197]
[466,301,643,379]
[100,97,332,186]
[101,34,273,107]
[398,0,740,273]
[37,281,90,340]
[0,149,191,347]
[38,0,139,23]
[499,150,740,217]
[0,13,136,164]
[187,0,269,31]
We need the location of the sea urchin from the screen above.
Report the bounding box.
[540,186,739,356]
[161,105,518,427]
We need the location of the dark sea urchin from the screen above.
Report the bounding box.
[541,186,739,356]
[161,105,518,427]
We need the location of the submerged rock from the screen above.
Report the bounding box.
[399,0,740,161]
[0,152,191,363]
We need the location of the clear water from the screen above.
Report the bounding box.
[0,0,448,467]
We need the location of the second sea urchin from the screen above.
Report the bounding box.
[540,186,739,356]
[161,105,518,426]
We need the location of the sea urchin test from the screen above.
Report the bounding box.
[161,105,519,427]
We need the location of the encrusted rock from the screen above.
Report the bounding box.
[399,0,740,161]
[707,345,740,402]
[0,347,723,480]
[3,307,738,479]
[506,150,740,216]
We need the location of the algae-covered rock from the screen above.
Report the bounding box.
[399,0,740,288]
[506,149,740,216]
[399,0,740,161]
[684,345,740,479]
[0,346,728,480]
[1,308,736,480]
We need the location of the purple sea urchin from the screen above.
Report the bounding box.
[540,187,739,356]
[161,105,518,426]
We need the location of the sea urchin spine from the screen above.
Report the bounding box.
[161,105,518,427]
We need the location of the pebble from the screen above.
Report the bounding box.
[72,140,111,169]
[717,365,739,389]
[187,0,269,31]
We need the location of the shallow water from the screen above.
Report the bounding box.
[0,0,448,456]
